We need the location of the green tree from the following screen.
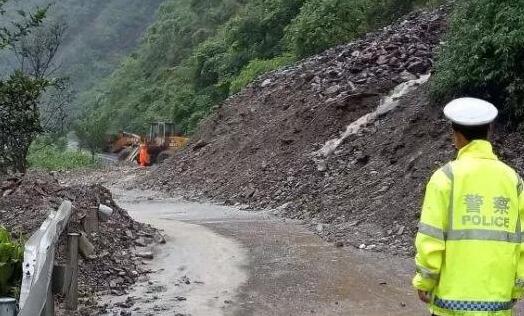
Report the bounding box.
[0,1,78,174]
[0,72,47,174]
[284,0,369,58]
[74,114,110,161]
[0,1,49,174]
[431,0,524,125]
[0,1,47,49]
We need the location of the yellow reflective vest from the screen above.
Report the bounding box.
[413,140,524,316]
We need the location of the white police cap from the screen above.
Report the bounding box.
[443,97,498,126]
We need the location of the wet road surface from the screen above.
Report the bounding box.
[105,189,426,316]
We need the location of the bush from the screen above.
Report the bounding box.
[285,0,443,58]
[0,72,47,174]
[0,226,24,297]
[431,0,524,125]
[285,0,369,58]
[74,114,110,159]
[230,54,295,93]
[367,0,427,28]
[27,140,98,171]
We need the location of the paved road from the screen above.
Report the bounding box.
[104,189,426,316]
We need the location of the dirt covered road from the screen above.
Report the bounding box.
[99,186,424,316]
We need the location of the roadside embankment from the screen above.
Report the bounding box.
[0,171,163,314]
[141,6,524,257]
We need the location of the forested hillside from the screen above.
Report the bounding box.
[80,0,443,134]
[53,0,163,97]
[1,0,162,109]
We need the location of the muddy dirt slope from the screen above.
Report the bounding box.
[143,6,524,256]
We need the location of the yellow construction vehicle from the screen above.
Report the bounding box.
[108,132,141,155]
[144,122,189,163]
[110,122,189,165]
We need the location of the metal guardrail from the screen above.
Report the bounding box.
[18,201,72,316]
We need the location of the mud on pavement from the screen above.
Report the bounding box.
[58,164,524,315]
[96,187,425,316]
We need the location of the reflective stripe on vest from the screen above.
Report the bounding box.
[418,222,445,240]
[418,222,521,243]
[434,297,514,312]
[416,265,439,280]
[518,175,523,196]
[442,163,454,231]
[447,229,520,243]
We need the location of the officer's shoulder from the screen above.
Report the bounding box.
[428,162,454,186]
[495,160,521,181]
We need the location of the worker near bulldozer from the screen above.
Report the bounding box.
[413,98,524,315]
[138,143,150,167]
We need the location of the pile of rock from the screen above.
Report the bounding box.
[292,8,444,96]
[0,172,65,234]
[142,4,523,256]
[0,172,163,312]
[241,6,448,109]
[142,7,451,256]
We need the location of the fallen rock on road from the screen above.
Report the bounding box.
[142,6,524,257]
[141,7,450,256]
[0,171,164,314]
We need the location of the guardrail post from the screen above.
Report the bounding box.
[52,264,65,295]
[64,233,80,311]
[83,207,99,233]
[0,298,17,316]
[41,280,54,316]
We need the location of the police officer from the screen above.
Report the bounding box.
[413,98,524,316]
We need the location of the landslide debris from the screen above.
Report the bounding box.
[141,7,449,256]
[0,172,163,314]
[143,5,524,257]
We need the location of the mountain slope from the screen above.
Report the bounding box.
[53,0,163,96]
[77,0,443,134]
[144,6,524,255]
[0,0,163,110]
[141,7,463,256]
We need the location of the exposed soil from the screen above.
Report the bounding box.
[140,7,450,256]
[100,188,424,316]
[4,4,524,315]
[141,6,524,257]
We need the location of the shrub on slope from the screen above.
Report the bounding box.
[432,0,524,126]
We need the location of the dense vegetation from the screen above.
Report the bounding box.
[1,0,162,112]
[80,0,442,135]
[27,136,98,171]
[0,226,24,297]
[0,1,50,174]
[431,0,524,127]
